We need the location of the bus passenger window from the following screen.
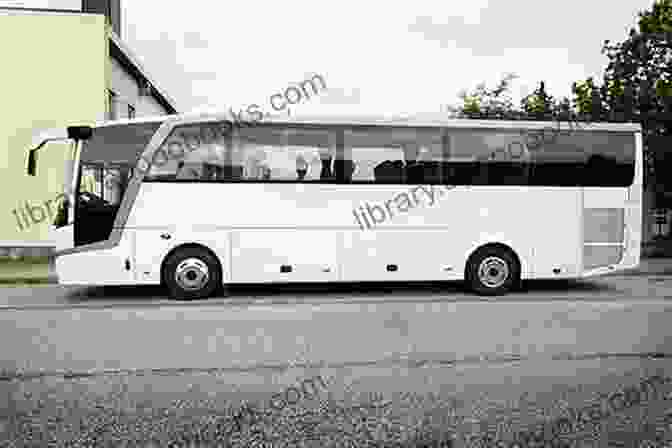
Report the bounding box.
[176,161,202,180]
[243,149,269,180]
[146,122,232,181]
[345,127,443,184]
[287,130,333,182]
[296,154,308,180]
[448,130,531,186]
[234,127,334,182]
[374,160,404,182]
[318,147,334,180]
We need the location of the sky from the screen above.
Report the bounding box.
[118,0,652,117]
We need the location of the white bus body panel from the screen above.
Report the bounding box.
[55,231,135,285]
[619,131,644,271]
[124,183,586,284]
[132,227,231,284]
[52,225,74,253]
[621,183,643,269]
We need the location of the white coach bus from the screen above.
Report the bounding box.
[26,112,642,299]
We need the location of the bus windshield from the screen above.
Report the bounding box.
[74,121,162,247]
[80,122,162,165]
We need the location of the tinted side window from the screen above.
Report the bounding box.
[445,128,635,187]
[145,122,337,182]
[143,123,635,187]
[234,127,336,181]
[146,122,231,181]
[344,127,444,184]
[527,131,634,187]
[447,129,531,186]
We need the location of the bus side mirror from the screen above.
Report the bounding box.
[27,149,38,176]
[67,126,92,141]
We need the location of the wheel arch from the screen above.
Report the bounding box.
[464,241,525,282]
[160,242,223,285]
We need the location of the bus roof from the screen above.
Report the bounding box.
[92,110,643,133]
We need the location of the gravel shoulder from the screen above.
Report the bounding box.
[2,358,672,447]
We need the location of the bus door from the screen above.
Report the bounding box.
[76,162,134,247]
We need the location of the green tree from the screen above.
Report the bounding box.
[449,75,577,123]
[521,81,555,119]
[455,73,522,119]
[451,76,575,121]
[601,0,672,187]
[555,96,574,123]
[571,78,597,118]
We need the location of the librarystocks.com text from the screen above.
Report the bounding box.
[352,184,456,230]
[143,73,327,172]
[12,193,65,231]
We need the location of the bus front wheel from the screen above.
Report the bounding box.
[162,246,222,300]
[466,246,519,296]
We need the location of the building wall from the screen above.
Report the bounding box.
[138,92,168,117]
[0,12,107,246]
[108,57,168,119]
[0,0,81,10]
[108,56,137,119]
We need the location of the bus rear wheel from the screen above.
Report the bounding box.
[162,247,222,300]
[466,246,519,296]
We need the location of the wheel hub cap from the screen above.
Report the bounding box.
[175,258,209,291]
[477,256,509,288]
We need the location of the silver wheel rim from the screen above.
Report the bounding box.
[175,258,209,291]
[477,256,509,288]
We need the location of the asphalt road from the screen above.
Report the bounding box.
[0,275,671,447]
[0,274,671,310]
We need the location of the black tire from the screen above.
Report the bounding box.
[466,246,519,296]
[162,246,222,300]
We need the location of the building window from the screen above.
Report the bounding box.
[128,104,136,119]
[107,90,117,120]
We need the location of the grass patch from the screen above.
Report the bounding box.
[0,256,50,264]
[0,258,51,283]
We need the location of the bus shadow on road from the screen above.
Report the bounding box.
[519,278,617,293]
[64,277,620,306]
